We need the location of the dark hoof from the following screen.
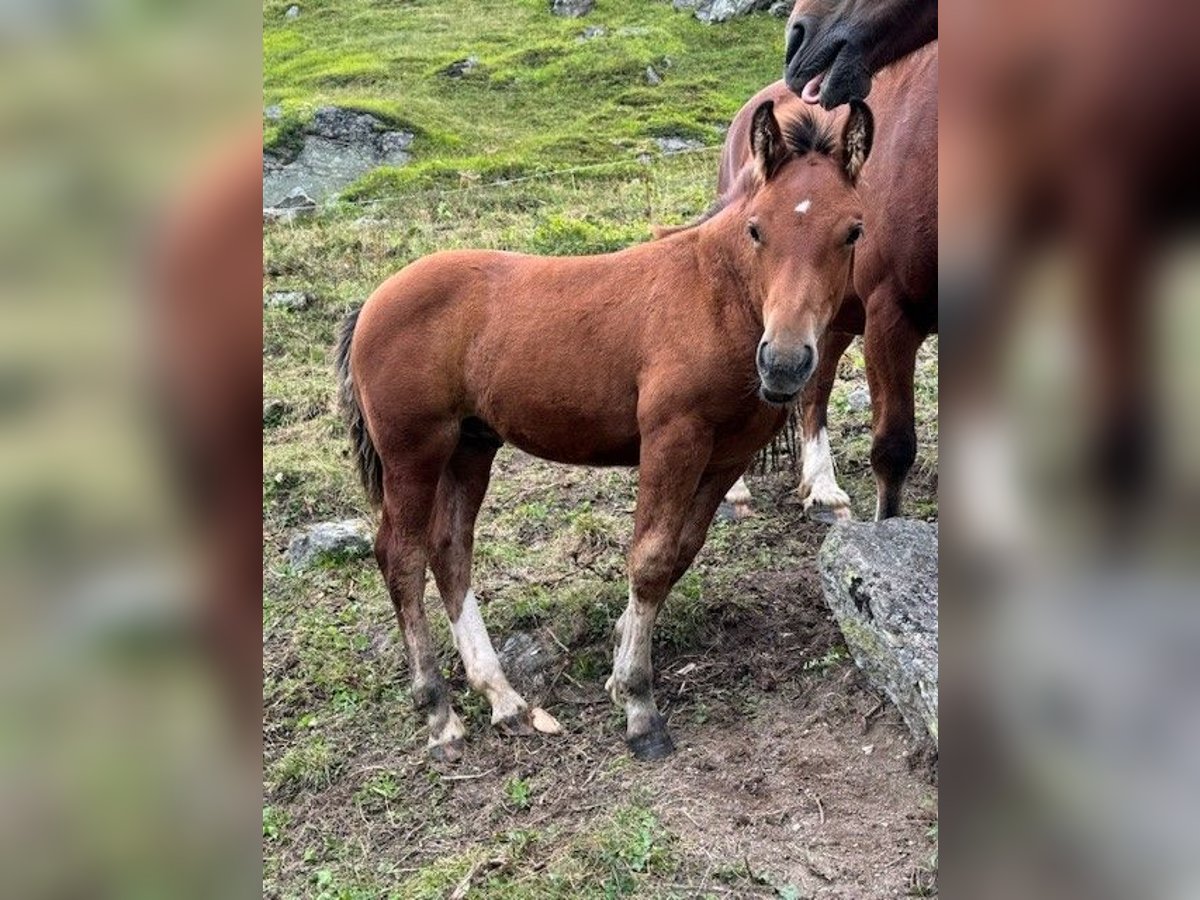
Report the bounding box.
[494,711,536,738]
[627,727,676,761]
[429,737,465,763]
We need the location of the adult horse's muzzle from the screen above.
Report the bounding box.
[783,17,871,109]
[757,338,816,405]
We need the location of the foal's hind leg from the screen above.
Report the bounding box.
[428,440,559,737]
[797,328,856,522]
[864,290,925,520]
[376,449,466,761]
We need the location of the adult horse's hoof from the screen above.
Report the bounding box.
[627,727,676,761]
[429,736,465,763]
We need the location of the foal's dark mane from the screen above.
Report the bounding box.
[660,111,838,236]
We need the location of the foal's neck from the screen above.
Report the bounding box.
[689,216,763,335]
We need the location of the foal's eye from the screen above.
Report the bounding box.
[747,221,762,245]
[846,223,865,246]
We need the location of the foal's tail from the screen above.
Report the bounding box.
[335,307,383,508]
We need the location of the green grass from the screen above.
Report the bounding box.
[264,0,784,195]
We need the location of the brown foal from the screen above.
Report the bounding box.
[336,101,874,760]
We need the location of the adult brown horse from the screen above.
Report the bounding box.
[713,43,936,521]
[337,101,874,761]
[783,0,936,109]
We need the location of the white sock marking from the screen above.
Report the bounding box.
[452,590,526,722]
[801,427,851,511]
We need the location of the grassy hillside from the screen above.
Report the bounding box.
[264,0,786,193]
[264,2,938,897]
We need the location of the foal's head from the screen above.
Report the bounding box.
[731,98,873,404]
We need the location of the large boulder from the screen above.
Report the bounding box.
[818,520,938,746]
[288,519,375,571]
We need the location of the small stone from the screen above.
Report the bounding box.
[847,386,871,411]
[497,631,561,690]
[577,25,607,41]
[284,5,300,19]
[654,136,704,155]
[769,0,791,17]
[263,399,291,428]
[530,708,563,734]
[263,186,317,223]
[264,105,283,121]
[264,290,312,311]
[439,56,480,78]
[550,0,594,16]
[287,519,374,571]
[645,65,662,86]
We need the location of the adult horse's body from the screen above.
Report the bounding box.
[338,102,874,760]
[784,0,936,108]
[719,44,936,520]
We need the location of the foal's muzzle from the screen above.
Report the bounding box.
[757,339,816,405]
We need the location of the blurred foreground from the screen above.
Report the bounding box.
[941,0,1200,897]
[0,1,261,896]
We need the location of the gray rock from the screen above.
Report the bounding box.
[769,0,791,17]
[263,399,291,428]
[263,185,318,222]
[278,186,317,209]
[550,0,594,16]
[497,631,561,690]
[818,520,938,745]
[578,25,607,40]
[645,65,662,86]
[847,386,871,412]
[654,136,704,155]
[261,108,414,208]
[440,56,480,78]
[284,5,300,19]
[690,0,773,23]
[264,104,283,121]
[287,519,375,571]
[309,105,380,144]
[375,130,413,157]
[264,290,312,311]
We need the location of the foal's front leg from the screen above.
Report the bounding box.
[608,418,709,759]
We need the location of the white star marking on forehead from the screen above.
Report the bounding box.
[795,199,812,215]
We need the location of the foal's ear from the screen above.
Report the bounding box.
[840,100,874,184]
[750,100,788,181]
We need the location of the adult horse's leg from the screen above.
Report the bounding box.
[864,289,925,519]
[608,417,710,759]
[376,433,464,760]
[797,328,856,521]
[427,439,558,736]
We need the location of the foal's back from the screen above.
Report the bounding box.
[351,234,758,466]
